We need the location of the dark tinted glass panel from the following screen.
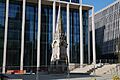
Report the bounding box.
[71,0,79,3]
[6,1,22,69]
[61,7,67,32]
[0,1,5,70]
[70,10,88,63]
[83,10,88,63]
[70,9,80,63]
[24,2,37,69]
[41,5,53,66]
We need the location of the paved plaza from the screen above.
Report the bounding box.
[3,72,120,80]
[37,73,120,80]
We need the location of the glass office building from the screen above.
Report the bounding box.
[0,0,93,73]
[89,0,120,63]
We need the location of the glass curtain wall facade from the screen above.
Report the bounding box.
[6,0,22,69]
[83,10,89,63]
[40,5,53,66]
[0,0,91,72]
[0,1,5,69]
[24,2,38,68]
[89,0,120,63]
[70,9,80,63]
[70,9,88,63]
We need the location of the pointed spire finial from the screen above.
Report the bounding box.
[56,3,64,33]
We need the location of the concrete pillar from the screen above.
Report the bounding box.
[53,1,56,39]
[92,7,96,65]
[79,0,84,66]
[2,0,9,74]
[37,0,41,69]
[67,3,70,64]
[20,0,26,70]
[88,19,91,64]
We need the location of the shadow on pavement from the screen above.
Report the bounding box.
[2,73,101,80]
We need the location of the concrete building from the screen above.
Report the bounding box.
[0,0,95,73]
[89,0,120,63]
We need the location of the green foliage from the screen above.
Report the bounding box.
[112,75,120,80]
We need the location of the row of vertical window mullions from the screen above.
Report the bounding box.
[8,3,22,62]
[23,3,38,67]
[0,1,88,67]
[40,5,53,66]
[70,9,81,63]
[69,9,89,63]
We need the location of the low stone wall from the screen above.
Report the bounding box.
[69,63,80,71]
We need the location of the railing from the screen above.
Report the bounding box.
[96,59,118,64]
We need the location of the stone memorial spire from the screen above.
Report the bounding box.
[50,4,68,73]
